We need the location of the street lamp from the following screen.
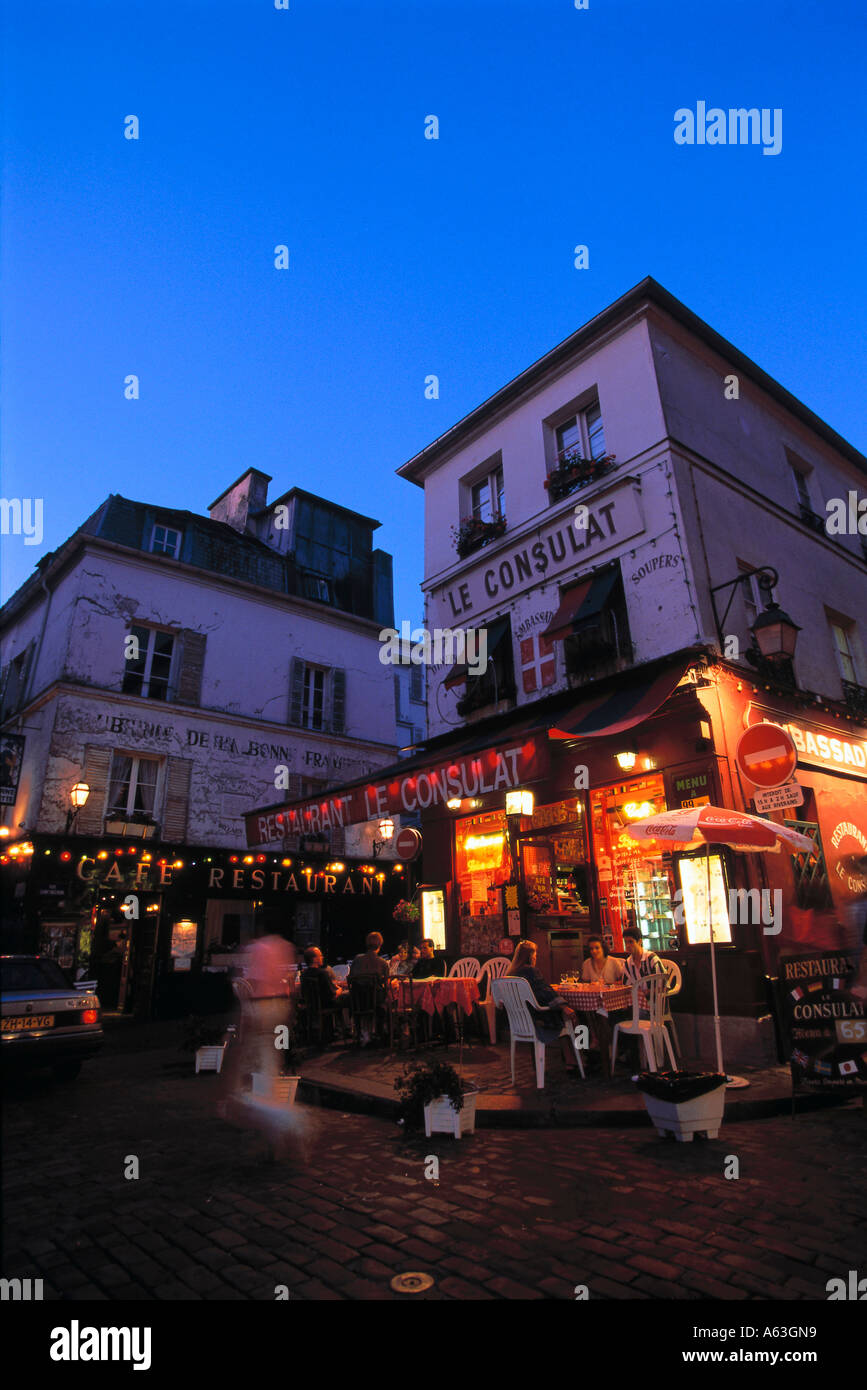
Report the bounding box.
[505,789,534,818]
[709,566,801,678]
[371,816,395,858]
[749,602,801,663]
[66,782,90,833]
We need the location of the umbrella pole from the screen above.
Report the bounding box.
[707,845,724,1075]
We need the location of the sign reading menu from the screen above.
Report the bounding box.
[780,950,867,1090]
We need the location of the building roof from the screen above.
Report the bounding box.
[396,276,867,485]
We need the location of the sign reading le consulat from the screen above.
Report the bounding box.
[438,482,643,620]
[247,738,542,846]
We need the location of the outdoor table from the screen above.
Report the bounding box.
[389,976,480,1016]
[556,981,633,1078]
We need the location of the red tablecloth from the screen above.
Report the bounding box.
[557,982,632,1014]
[389,977,480,1016]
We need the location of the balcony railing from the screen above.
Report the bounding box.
[841,680,867,719]
[545,451,618,502]
[798,503,827,535]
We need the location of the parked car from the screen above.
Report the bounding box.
[1,955,103,1081]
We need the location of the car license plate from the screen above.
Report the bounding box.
[2,1014,56,1032]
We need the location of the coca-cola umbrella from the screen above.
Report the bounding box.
[622,805,816,1082]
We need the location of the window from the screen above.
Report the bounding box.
[470,463,504,523]
[556,399,606,464]
[0,644,34,719]
[829,620,858,684]
[456,616,515,715]
[790,464,811,511]
[302,666,326,731]
[409,665,424,702]
[107,754,160,817]
[150,524,182,558]
[302,572,332,603]
[122,626,175,701]
[394,674,403,719]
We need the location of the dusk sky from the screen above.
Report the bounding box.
[2,0,865,623]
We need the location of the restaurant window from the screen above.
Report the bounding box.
[590,773,679,953]
[122,625,175,701]
[456,617,515,715]
[470,463,505,523]
[543,563,631,684]
[518,799,589,922]
[107,754,160,817]
[454,810,509,951]
[828,617,859,684]
[555,399,606,465]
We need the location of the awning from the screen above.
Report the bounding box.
[547,658,692,741]
[542,568,618,642]
[443,615,511,688]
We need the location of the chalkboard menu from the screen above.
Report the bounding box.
[780,949,867,1090]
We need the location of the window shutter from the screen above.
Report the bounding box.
[175,631,206,706]
[289,658,306,726]
[163,757,192,841]
[331,668,346,733]
[76,745,113,835]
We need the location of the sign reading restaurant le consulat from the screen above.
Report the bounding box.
[246,737,545,847]
[434,481,643,620]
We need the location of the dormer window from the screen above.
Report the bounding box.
[151,523,182,558]
[302,573,332,603]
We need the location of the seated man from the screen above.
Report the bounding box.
[411,938,446,978]
[303,946,347,1004]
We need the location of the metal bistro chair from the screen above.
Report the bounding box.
[477,956,511,1044]
[611,973,677,1074]
[349,976,387,1046]
[660,958,683,1064]
[492,977,586,1089]
[299,970,349,1048]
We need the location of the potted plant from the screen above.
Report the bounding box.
[450,515,507,558]
[180,1015,229,1073]
[634,1070,727,1142]
[395,1060,479,1138]
[251,1028,301,1105]
[392,899,420,925]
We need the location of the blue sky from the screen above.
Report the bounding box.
[2,0,865,623]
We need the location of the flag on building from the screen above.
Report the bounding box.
[520,634,556,693]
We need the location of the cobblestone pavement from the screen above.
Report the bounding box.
[2,1037,865,1302]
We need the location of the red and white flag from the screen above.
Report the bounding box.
[520,634,556,693]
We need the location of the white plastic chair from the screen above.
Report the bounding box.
[611,974,676,1074]
[478,956,511,1043]
[331,963,350,983]
[492,977,585,1088]
[448,957,481,979]
[660,958,682,1062]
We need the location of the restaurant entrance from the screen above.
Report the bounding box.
[589,771,680,953]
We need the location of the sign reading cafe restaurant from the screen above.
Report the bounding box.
[246,738,544,847]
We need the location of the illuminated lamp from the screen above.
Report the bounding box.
[281,858,292,867]
[393,863,404,872]
[243,855,254,864]
[276,814,284,824]
[0,855,8,864]
[615,750,637,771]
[173,860,183,869]
[256,854,266,863]
[505,789,534,817]
[60,851,72,862]
[624,800,655,820]
[127,846,137,854]
[114,848,124,856]
[97,850,109,860]
[446,798,462,810]
[229,855,239,863]
[0,826,9,838]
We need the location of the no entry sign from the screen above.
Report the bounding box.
[394,826,422,861]
[736,722,798,789]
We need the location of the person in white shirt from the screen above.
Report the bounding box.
[581,935,625,985]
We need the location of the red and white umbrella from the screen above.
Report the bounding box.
[623,805,816,1078]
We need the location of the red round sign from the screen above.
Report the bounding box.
[735,722,797,789]
[394,827,422,861]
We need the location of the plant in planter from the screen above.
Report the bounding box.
[544,452,617,501]
[395,1060,479,1138]
[180,1014,229,1074]
[450,515,507,558]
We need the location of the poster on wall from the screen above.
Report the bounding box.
[420,887,447,950]
[0,733,25,806]
[780,949,867,1090]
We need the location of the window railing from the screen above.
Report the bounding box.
[798,502,827,535]
[451,515,507,559]
[841,680,867,718]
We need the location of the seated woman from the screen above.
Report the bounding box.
[581,935,625,985]
[507,939,580,1071]
[388,942,413,977]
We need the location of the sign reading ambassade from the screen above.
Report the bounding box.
[246,735,545,847]
[434,481,644,621]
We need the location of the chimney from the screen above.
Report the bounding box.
[208,469,272,533]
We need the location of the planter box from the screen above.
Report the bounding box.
[636,1072,726,1142]
[195,1043,227,1074]
[252,1073,299,1105]
[423,1087,478,1138]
